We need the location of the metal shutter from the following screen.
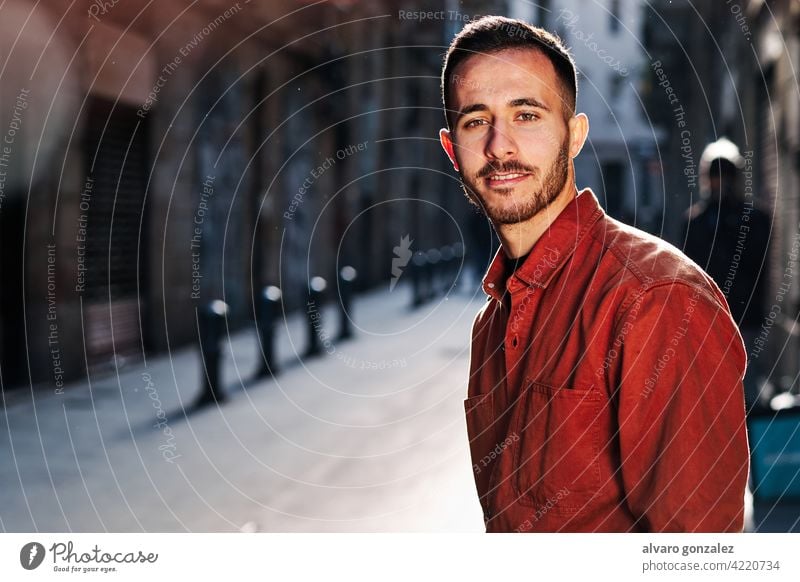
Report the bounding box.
[83,97,148,367]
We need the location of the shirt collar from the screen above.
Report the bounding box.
[481,188,605,301]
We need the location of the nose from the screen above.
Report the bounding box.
[485,121,517,160]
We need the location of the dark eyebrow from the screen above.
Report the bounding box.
[456,98,550,124]
[456,103,489,123]
[509,97,550,111]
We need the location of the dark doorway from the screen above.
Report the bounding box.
[0,198,26,388]
[82,97,149,368]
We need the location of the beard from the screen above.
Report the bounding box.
[459,139,570,225]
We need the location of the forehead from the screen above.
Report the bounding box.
[450,47,563,109]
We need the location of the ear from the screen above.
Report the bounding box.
[439,127,459,171]
[567,113,589,159]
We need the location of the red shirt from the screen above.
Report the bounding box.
[466,189,749,532]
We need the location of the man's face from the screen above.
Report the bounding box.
[441,48,575,225]
[707,160,737,203]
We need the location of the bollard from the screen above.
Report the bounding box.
[337,266,357,341]
[196,300,229,407]
[256,286,282,378]
[305,276,327,358]
[425,248,442,301]
[411,251,427,307]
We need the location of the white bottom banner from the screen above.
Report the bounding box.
[1,533,798,581]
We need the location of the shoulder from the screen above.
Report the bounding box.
[590,215,720,291]
[588,215,729,314]
[618,280,746,373]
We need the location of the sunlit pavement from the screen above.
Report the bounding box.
[3,281,799,533]
[0,283,486,532]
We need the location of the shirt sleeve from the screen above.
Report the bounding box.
[615,282,749,532]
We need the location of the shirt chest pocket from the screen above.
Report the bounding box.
[510,380,605,512]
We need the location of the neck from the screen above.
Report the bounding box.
[494,182,579,259]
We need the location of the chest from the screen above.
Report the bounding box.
[477,283,620,395]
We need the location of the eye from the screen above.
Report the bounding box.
[517,111,539,122]
[463,118,488,129]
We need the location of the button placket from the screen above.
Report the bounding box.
[504,286,537,372]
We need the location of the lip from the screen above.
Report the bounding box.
[485,172,532,188]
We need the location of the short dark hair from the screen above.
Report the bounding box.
[441,16,577,127]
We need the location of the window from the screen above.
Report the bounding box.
[538,0,551,28]
[83,97,149,364]
[601,161,625,218]
[610,0,621,34]
[610,73,625,103]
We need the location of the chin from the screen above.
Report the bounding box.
[488,206,540,225]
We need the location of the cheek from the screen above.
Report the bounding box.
[454,129,488,151]
[519,126,564,156]
[529,131,570,168]
[453,137,486,166]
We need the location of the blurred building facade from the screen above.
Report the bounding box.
[517,0,660,230]
[739,0,800,388]
[5,0,795,396]
[643,0,800,390]
[0,0,472,390]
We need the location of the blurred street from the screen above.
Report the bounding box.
[3,277,800,532]
[1,0,799,537]
[0,285,485,532]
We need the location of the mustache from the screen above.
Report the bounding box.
[475,160,536,180]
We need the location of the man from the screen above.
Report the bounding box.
[682,138,770,410]
[439,16,749,532]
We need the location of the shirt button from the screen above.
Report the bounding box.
[511,336,518,348]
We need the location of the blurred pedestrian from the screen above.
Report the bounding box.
[439,16,748,532]
[682,138,771,409]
